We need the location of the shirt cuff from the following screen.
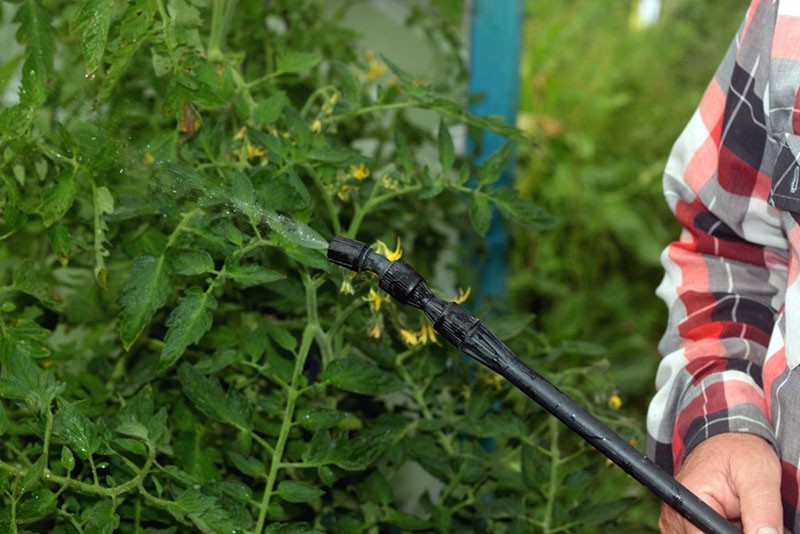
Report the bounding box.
[672,372,776,471]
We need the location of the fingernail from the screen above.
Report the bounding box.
[757,528,779,534]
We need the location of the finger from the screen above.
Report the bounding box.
[736,468,783,534]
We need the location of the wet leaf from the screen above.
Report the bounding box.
[159,287,217,370]
[322,358,404,396]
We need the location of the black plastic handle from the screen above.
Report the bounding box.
[328,236,739,534]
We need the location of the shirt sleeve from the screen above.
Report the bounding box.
[646,0,789,475]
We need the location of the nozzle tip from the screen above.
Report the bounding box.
[327,236,370,272]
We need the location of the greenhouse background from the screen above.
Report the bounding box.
[0,0,747,531]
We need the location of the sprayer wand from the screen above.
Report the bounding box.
[327,236,738,534]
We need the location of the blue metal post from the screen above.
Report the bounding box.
[468,0,524,300]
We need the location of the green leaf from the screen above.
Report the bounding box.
[118,254,170,350]
[227,451,265,477]
[0,403,7,436]
[172,250,215,276]
[476,142,513,187]
[60,446,75,473]
[177,363,252,431]
[493,188,558,230]
[581,497,637,525]
[296,406,347,431]
[226,263,286,288]
[357,470,392,505]
[18,454,46,495]
[40,170,78,227]
[160,287,217,370]
[322,359,404,396]
[390,510,432,531]
[437,120,456,170]
[468,192,492,236]
[254,92,288,126]
[455,412,527,438]
[0,341,63,415]
[93,184,115,289]
[277,480,324,503]
[53,397,100,460]
[12,261,65,311]
[16,488,56,522]
[71,0,114,75]
[99,0,157,98]
[276,49,321,75]
[14,0,55,108]
[263,321,297,351]
[81,499,120,534]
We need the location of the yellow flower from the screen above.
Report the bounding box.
[144,152,155,165]
[628,437,639,447]
[336,184,352,201]
[322,92,339,115]
[233,126,248,140]
[608,394,622,410]
[452,287,472,305]
[310,119,322,133]
[367,322,382,339]
[339,277,355,295]
[364,50,387,81]
[246,140,266,160]
[362,287,386,311]
[418,323,438,345]
[350,163,370,181]
[399,328,419,347]
[374,238,402,261]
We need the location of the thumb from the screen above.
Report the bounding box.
[736,464,783,534]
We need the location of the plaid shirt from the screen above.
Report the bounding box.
[647,0,800,529]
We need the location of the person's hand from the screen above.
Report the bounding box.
[659,432,783,533]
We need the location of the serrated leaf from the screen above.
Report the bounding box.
[226,263,285,288]
[118,254,170,350]
[18,454,45,495]
[160,288,217,370]
[12,261,65,311]
[322,358,404,396]
[14,0,55,108]
[172,250,215,276]
[477,142,513,187]
[227,451,265,477]
[93,184,114,289]
[276,49,321,75]
[71,0,114,75]
[296,406,347,431]
[493,188,558,230]
[468,192,492,236]
[53,398,100,460]
[16,488,56,521]
[263,321,296,351]
[81,499,120,534]
[0,341,63,415]
[99,0,157,98]
[437,120,456,170]
[177,363,252,430]
[40,170,78,227]
[277,480,324,503]
[254,92,287,126]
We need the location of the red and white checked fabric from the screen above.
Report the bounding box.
[647,0,800,529]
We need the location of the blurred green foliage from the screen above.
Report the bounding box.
[514,0,745,399]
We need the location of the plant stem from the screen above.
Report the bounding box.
[255,277,319,532]
[207,0,226,60]
[305,164,342,236]
[542,417,561,533]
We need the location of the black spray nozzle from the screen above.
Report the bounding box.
[327,235,739,534]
